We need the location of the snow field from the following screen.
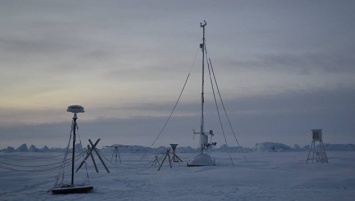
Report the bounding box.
[1,151,354,201]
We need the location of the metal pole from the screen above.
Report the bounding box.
[200,20,207,154]
[71,114,77,185]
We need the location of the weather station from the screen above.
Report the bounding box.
[187,21,217,167]
[151,21,245,167]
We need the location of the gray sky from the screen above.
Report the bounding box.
[1,0,354,149]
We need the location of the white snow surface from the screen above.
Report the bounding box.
[187,153,215,166]
[1,151,354,201]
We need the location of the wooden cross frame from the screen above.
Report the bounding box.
[76,138,110,173]
[158,148,172,171]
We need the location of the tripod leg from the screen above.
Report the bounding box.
[175,154,183,162]
[90,148,99,173]
[158,153,168,171]
[168,154,172,168]
[111,149,115,162]
[116,147,122,163]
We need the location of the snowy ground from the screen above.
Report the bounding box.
[1,151,354,201]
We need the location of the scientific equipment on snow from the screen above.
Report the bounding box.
[51,105,93,194]
[306,129,328,164]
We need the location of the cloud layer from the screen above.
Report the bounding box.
[0,0,354,148]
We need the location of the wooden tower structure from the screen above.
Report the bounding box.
[306,129,328,163]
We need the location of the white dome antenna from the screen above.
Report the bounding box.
[67,105,85,114]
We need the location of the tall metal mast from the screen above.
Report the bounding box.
[188,21,216,166]
[200,20,207,154]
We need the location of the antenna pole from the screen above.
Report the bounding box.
[200,20,207,154]
[71,114,77,186]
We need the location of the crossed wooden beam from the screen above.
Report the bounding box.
[158,148,172,171]
[76,139,110,173]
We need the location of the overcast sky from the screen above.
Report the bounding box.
[1,0,354,149]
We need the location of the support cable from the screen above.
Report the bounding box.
[0,156,83,172]
[151,47,199,147]
[208,57,248,162]
[0,153,65,161]
[0,160,65,167]
[205,48,234,166]
[76,125,91,185]
[53,122,73,187]
[204,44,247,162]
